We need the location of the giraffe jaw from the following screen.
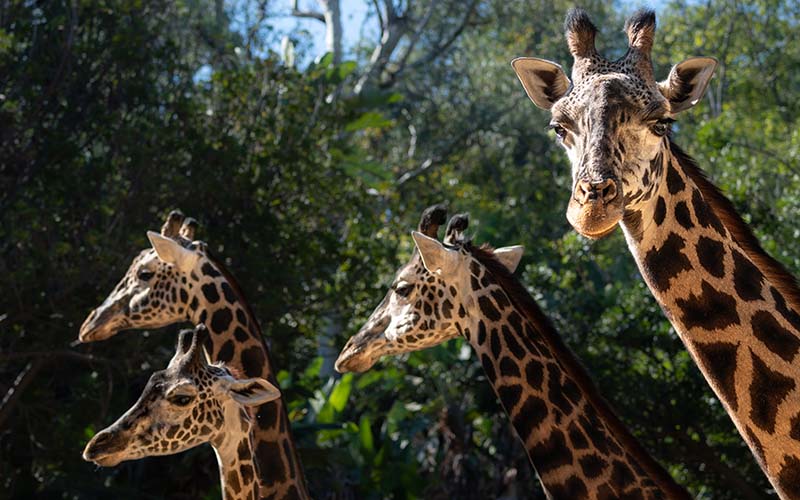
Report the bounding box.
[83,452,124,468]
[566,197,623,239]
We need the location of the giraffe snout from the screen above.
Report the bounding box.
[335,317,390,373]
[567,177,624,239]
[78,299,127,343]
[83,428,127,467]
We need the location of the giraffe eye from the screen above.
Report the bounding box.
[548,123,567,139]
[651,119,673,137]
[395,283,413,297]
[137,269,155,281]
[170,395,193,407]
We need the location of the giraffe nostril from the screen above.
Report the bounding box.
[90,430,116,452]
[575,179,618,205]
[601,182,616,201]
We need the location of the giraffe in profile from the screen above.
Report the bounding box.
[79,211,308,500]
[512,8,800,497]
[84,325,281,500]
[336,205,690,499]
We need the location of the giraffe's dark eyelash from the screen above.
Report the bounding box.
[394,283,414,297]
[546,123,568,139]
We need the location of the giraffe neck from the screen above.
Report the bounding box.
[620,141,800,499]
[187,255,309,500]
[459,254,689,499]
[211,404,260,500]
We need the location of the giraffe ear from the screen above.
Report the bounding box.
[493,246,524,273]
[511,57,571,110]
[147,231,199,273]
[658,57,717,113]
[228,378,281,407]
[412,231,458,274]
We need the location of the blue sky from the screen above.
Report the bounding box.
[224,0,672,67]
[266,0,373,60]
[265,1,671,58]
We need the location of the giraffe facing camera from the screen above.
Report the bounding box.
[513,8,800,497]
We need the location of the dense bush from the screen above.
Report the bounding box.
[2,1,798,498]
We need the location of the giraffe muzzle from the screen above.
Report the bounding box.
[83,429,128,467]
[567,178,624,239]
[78,300,127,343]
[335,318,390,373]
[334,338,378,373]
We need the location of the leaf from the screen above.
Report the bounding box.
[316,373,353,423]
[358,415,374,455]
[345,111,393,132]
[328,372,353,412]
[337,61,357,79]
[316,52,334,68]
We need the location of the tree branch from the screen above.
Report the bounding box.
[0,350,113,429]
[291,0,325,22]
[371,0,385,36]
[395,102,515,186]
[406,0,477,73]
[0,360,43,429]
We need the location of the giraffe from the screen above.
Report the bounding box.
[79,211,309,500]
[335,205,690,499]
[83,325,281,500]
[512,8,800,498]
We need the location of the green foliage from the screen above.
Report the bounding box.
[2,0,797,498]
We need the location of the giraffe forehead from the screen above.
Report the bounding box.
[166,378,199,393]
[127,249,158,271]
[395,258,426,282]
[556,73,661,119]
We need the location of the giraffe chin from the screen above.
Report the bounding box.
[334,351,377,373]
[84,453,125,468]
[566,198,623,240]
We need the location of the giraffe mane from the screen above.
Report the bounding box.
[464,242,686,495]
[671,141,800,312]
[204,248,282,385]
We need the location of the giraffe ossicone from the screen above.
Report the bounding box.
[83,324,280,500]
[79,210,309,500]
[336,205,690,499]
[514,8,800,498]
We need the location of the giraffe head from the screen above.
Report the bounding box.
[82,324,280,467]
[512,8,717,238]
[80,211,214,342]
[335,205,523,372]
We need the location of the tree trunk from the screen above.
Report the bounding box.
[318,0,342,65]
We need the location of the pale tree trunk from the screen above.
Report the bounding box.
[319,0,342,65]
[292,0,342,64]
